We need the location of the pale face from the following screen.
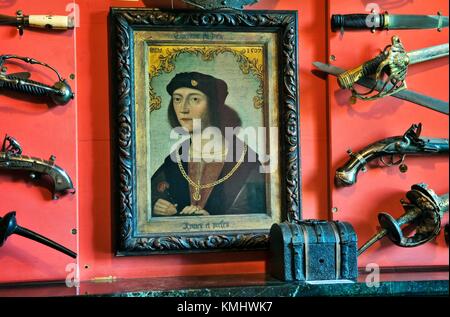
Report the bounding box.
[172,87,210,133]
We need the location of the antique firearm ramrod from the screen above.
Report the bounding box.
[0,134,75,199]
[0,54,74,105]
[331,12,449,32]
[335,123,449,187]
[0,211,76,258]
[0,10,74,36]
[358,183,448,255]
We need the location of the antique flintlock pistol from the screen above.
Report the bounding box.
[0,135,75,199]
[358,183,448,255]
[335,123,449,187]
[0,54,74,105]
[0,211,77,258]
[0,10,74,36]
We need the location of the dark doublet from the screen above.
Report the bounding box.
[151,139,267,216]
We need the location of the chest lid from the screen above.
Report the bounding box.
[297,220,337,244]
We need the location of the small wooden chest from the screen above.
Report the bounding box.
[269,220,358,282]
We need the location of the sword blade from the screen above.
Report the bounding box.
[358,229,388,256]
[15,226,77,259]
[408,43,449,65]
[389,14,449,30]
[313,62,449,115]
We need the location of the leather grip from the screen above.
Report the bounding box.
[1,75,54,97]
[337,53,387,89]
[331,14,385,31]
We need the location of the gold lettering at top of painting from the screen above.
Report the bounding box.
[148,44,265,111]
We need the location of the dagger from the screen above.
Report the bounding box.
[332,12,449,32]
[0,211,77,258]
[313,62,449,114]
[0,10,74,36]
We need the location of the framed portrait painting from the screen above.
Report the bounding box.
[110,8,301,255]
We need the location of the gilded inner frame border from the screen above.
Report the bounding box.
[134,31,282,236]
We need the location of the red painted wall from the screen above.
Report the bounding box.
[75,0,328,283]
[0,0,77,284]
[328,0,449,268]
[0,0,447,287]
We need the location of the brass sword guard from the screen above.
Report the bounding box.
[338,36,409,101]
[358,183,449,255]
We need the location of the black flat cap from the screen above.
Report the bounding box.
[166,72,229,105]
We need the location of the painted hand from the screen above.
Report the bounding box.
[180,205,210,216]
[153,199,178,216]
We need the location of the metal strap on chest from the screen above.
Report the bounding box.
[302,225,309,280]
[330,222,341,280]
[289,223,304,280]
[302,222,342,280]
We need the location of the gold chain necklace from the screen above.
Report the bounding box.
[176,143,248,201]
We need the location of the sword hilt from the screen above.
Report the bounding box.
[338,36,409,101]
[358,184,448,255]
[0,54,74,105]
[337,52,387,89]
[1,74,54,96]
[358,208,422,256]
[0,211,77,258]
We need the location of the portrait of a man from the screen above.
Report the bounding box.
[113,9,299,254]
[150,72,267,217]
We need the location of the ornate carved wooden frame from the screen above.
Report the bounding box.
[110,8,301,255]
